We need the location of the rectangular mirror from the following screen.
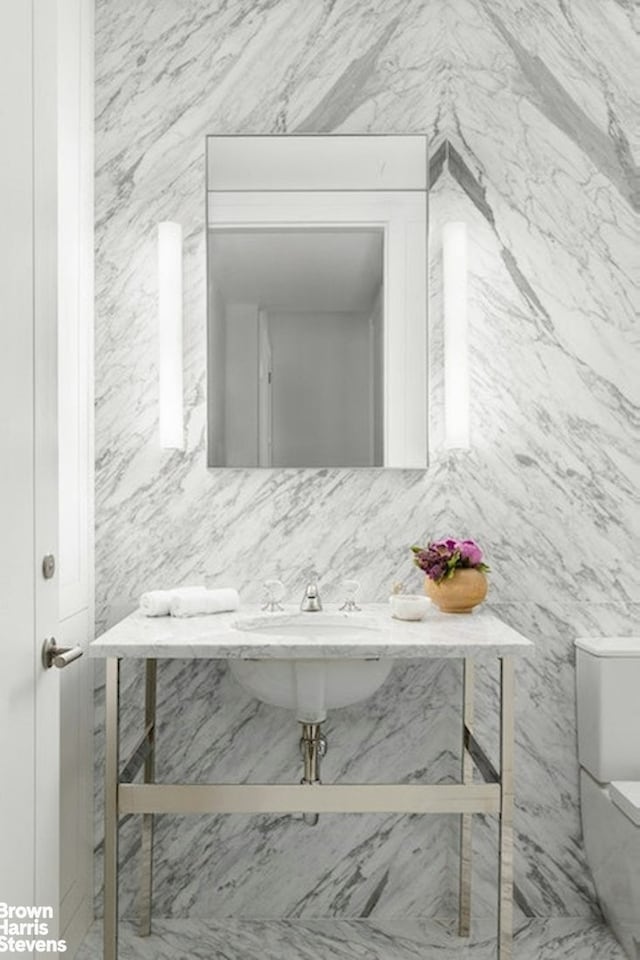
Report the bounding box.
[206,135,428,468]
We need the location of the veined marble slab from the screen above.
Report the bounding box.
[76,917,628,960]
[89,603,534,660]
[93,0,638,923]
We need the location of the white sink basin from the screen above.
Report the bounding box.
[229,613,393,722]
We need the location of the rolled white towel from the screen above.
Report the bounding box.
[169,587,240,618]
[140,590,172,617]
[140,586,204,617]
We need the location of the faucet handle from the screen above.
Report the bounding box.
[340,579,361,612]
[262,579,285,612]
[300,578,322,612]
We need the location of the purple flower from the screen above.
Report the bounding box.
[427,562,446,581]
[411,536,489,584]
[431,538,457,552]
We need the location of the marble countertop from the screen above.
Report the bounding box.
[89,603,534,660]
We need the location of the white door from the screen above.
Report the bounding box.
[0,3,94,956]
[0,0,61,936]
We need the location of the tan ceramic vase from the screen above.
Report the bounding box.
[424,568,488,614]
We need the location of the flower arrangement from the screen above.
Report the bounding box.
[411,538,489,584]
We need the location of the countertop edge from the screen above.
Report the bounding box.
[88,605,535,660]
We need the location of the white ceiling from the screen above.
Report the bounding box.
[209,229,383,313]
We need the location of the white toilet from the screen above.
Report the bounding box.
[576,636,640,960]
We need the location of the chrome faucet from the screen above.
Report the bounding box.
[300,580,323,612]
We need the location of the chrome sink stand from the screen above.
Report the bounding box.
[103,656,514,959]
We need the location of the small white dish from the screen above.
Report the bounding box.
[389,594,430,621]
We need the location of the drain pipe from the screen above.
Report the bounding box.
[299,722,327,826]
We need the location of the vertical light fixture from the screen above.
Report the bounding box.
[157,221,184,449]
[442,221,470,449]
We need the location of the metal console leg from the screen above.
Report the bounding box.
[459,658,474,936]
[139,659,157,936]
[104,658,120,960]
[498,657,515,960]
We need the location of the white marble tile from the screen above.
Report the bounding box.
[76,917,629,960]
[94,0,640,924]
[441,2,640,607]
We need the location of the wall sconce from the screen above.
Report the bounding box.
[157,221,184,449]
[442,221,470,449]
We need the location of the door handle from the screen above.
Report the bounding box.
[41,637,84,670]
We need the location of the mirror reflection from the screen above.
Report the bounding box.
[206,134,428,468]
[209,228,383,468]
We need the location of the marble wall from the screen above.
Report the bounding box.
[94,0,640,921]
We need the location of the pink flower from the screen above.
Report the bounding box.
[458,539,483,566]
